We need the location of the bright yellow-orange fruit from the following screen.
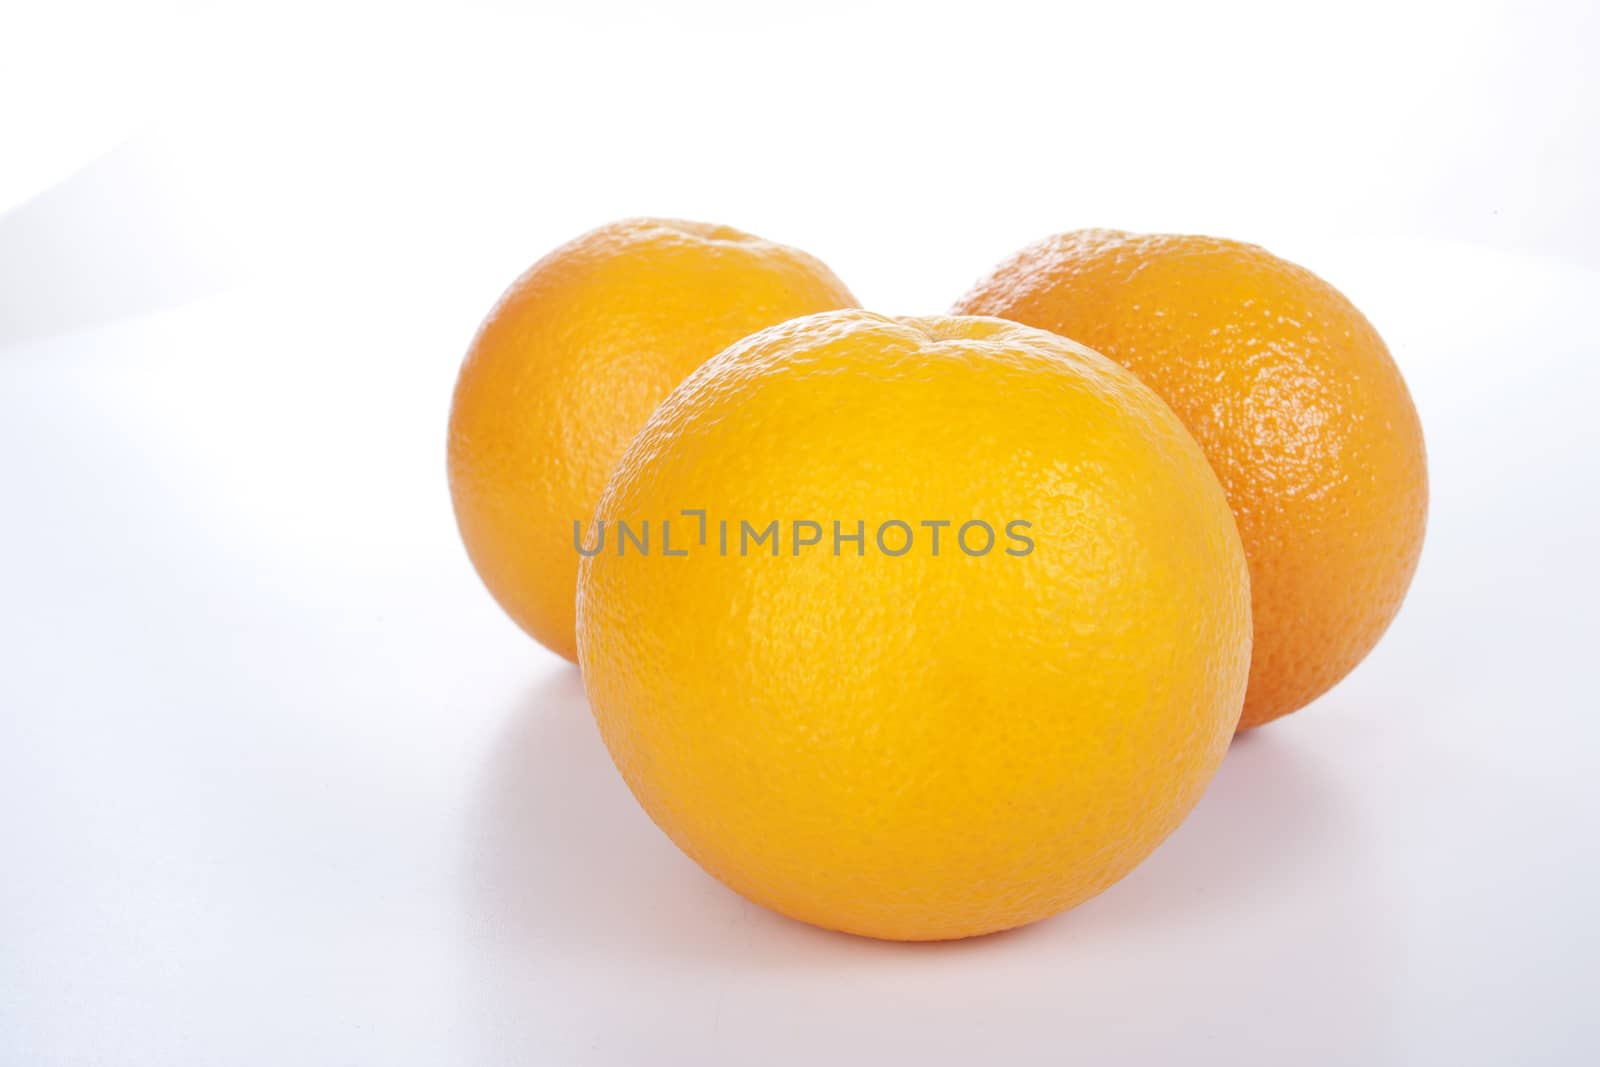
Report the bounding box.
[954,230,1427,728]
[448,218,857,660]
[577,311,1251,941]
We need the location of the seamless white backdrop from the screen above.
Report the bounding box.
[5,0,1599,341]
[2,3,1598,1065]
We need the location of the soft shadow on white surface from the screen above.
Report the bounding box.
[463,677,1391,1064]
[471,677,1352,952]
[466,667,792,964]
[1079,726,1344,925]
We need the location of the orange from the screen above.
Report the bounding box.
[576,311,1251,941]
[448,218,857,660]
[954,230,1427,728]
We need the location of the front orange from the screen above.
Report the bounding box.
[577,311,1252,940]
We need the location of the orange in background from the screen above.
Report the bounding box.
[956,230,1427,728]
[449,219,857,660]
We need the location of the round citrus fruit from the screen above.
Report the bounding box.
[576,310,1252,941]
[448,218,857,660]
[954,231,1427,729]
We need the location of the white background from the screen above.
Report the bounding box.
[3,2,1598,1064]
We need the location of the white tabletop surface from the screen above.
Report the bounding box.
[2,233,1597,1065]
